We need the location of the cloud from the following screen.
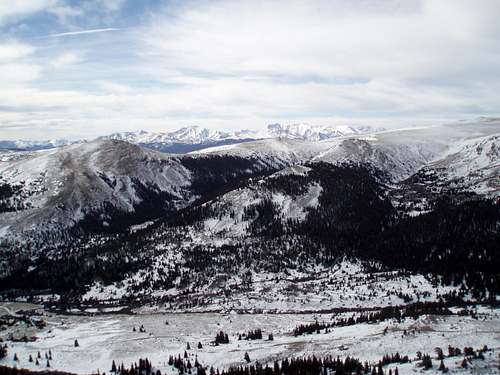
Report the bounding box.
[0,41,35,61]
[0,0,58,26]
[0,63,41,85]
[47,5,84,24]
[0,41,40,87]
[1,0,500,140]
[50,51,81,68]
[84,0,125,13]
[143,0,500,84]
[131,0,500,124]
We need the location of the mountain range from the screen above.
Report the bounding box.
[0,118,498,307]
[0,123,384,154]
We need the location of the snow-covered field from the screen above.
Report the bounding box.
[82,260,464,312]
[0,303,498,375]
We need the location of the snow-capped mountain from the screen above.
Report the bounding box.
[99,124,383,153]
[100,126,262,145]
[0,124,382,153]
[266,123,384,141]
[0,139,79,151]
[401,133,500,199]
[0,140,191,239]
[0,119,498,298]
[97,127,263,153]
[0,138,295,242]
[1,119,498,242]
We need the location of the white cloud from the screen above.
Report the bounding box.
[99,81,133,94]
[0,0,58,26]
[50,51,81,67]
[1,63,40,85]
[143,0,500,83]
[0,41,40,87]
[85,0,125,12]
[0,41,34,61]
[47,5,84,24]
[1,0,499,140]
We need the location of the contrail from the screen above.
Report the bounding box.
[46,28,120,38]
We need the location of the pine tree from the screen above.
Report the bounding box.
[244,352,251,363]
[29,354,33,362]
[422,354,432,369]
[187,342,191,350]
[74,339,79,347]
[461,358,468,368]
[111,360,117,372]
[198,342,203,349]
[438,360,447,372]
[13,353,19,362]
[435,347,444,360]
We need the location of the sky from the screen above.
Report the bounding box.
[0,0,499,140]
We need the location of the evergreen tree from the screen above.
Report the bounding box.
[438,360,447,372]
[461,358,468,368]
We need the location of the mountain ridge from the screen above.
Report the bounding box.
[0,119,498,303]
[0,123,384,153]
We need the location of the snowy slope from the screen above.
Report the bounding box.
[0,140,193,238]
[1,119,498,242]
[0,138,313,241]
[199,166,322,239]
[312,120,500,182]
[193,138,334,168]
[416,134,500,196]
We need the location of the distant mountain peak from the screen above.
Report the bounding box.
[0,123,384,153]
[266,123,383,141]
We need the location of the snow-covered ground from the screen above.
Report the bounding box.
[81,260,466,313]
[0,302,498,375]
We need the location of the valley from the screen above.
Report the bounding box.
[0,302,498,375]
[0,119,499,375]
